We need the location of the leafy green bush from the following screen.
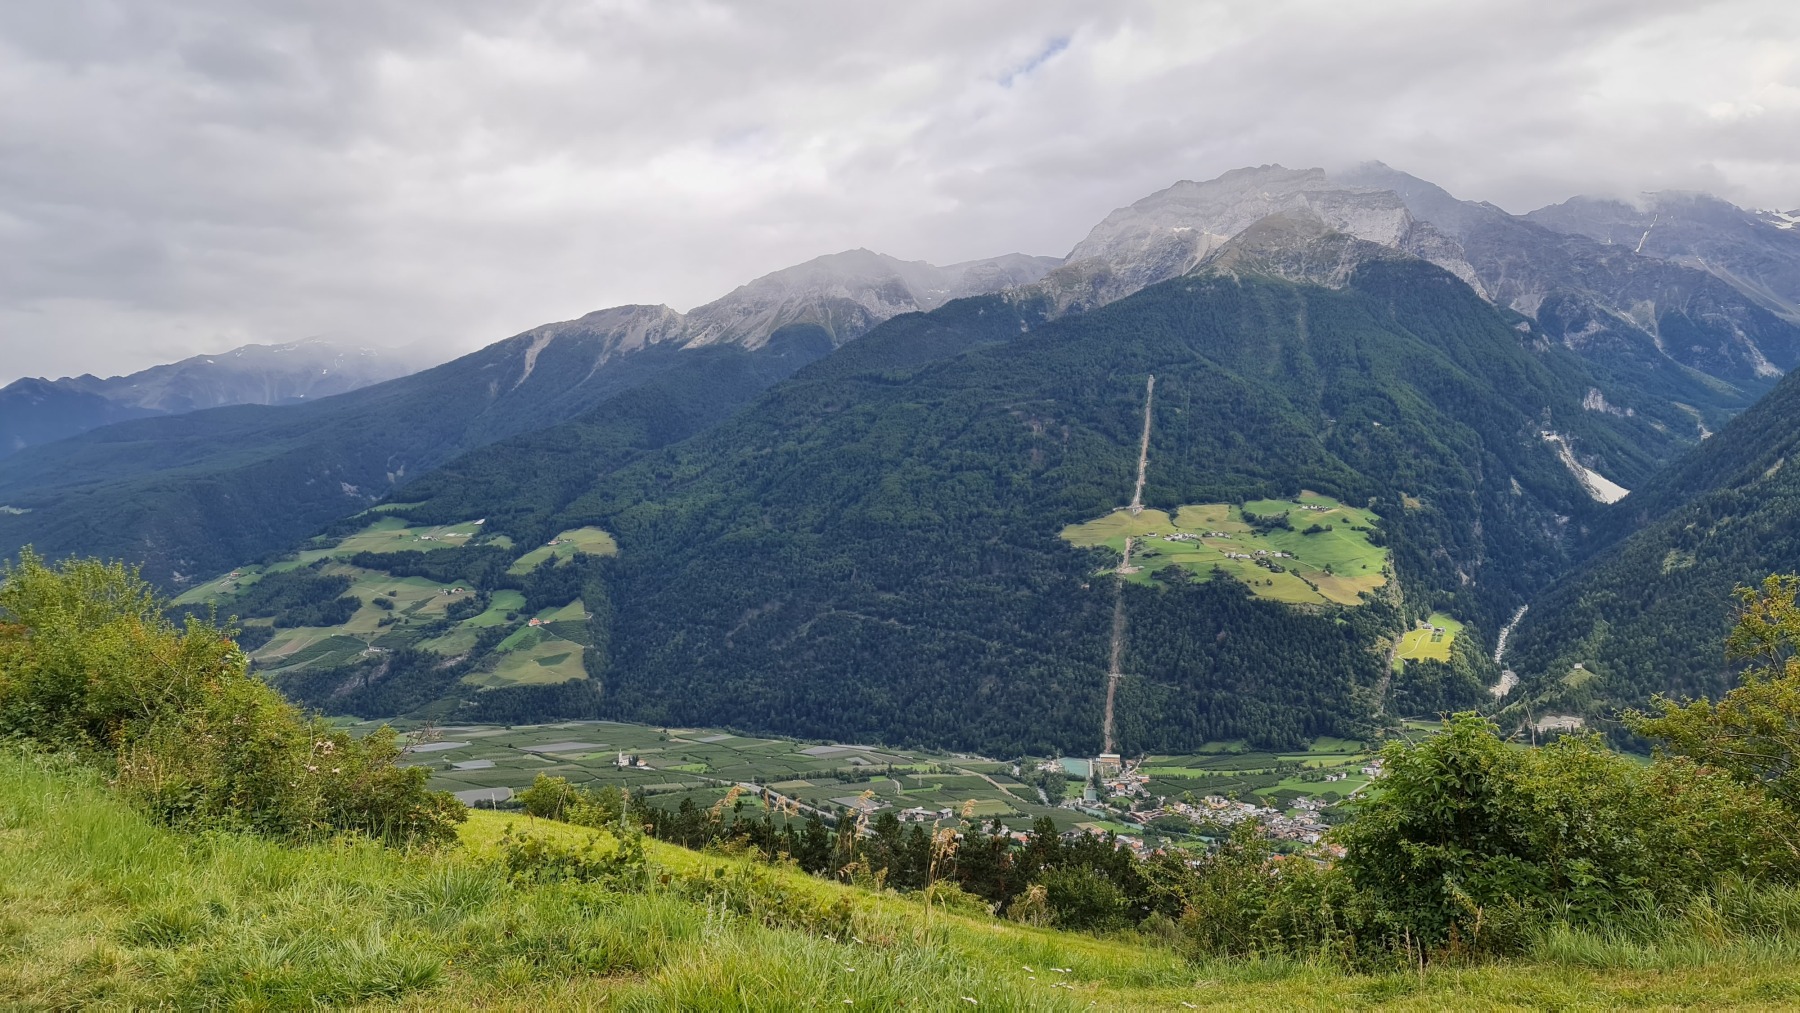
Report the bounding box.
[498,823,648,890]
[518,773,625,828]
[1336,713,1799,953]
[0,550,464,845]
[1629,575,1800,811]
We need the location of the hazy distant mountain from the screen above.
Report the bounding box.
[1526,192,1800,325]
[0,338,416,459]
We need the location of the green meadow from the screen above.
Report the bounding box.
[1060,491,1387,606]
[12,748,1800,1010]
[507,526,619,574]
[1394,611,1464,665]
[173,516,618,691]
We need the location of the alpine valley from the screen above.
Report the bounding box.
[9,163,1800,756]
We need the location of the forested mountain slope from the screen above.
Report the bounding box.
[276,245,1675,755]
[0,329,831,585]
[1504,365,1800,721]
[0,250,1050,585]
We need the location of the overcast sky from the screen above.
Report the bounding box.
[2,0,1797,383]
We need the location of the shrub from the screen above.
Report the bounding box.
[1335,713,1800,954]
[498,823,648,891]
[0,550,464,845]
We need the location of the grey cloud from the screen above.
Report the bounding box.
[0,0,1795,382]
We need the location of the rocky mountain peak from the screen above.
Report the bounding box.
[1065,164,1411,265]
[1527,189,1800,324]
[681,248,1059,350]
[1035,163,1476,312]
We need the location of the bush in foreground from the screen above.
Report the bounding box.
[0,550,463,845]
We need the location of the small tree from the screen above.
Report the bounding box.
[1629,574,1800,811]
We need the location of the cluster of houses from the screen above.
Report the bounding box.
[1222,549,1293,561]
[1151,795,1333,844]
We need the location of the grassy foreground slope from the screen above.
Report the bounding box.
[8,753,1800,1010]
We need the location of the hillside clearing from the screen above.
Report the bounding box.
[1061,492,1387,606]
[508,526,619,574]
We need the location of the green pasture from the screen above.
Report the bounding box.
[1060,491,1387,606]
[508,526,619,574]
[469,589,527,627]
[327,516,490,556]
[1395,611,1464,665]
[464,637,588,689]
[536,598,589,623]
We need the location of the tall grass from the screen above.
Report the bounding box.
[8,747,1800,1009]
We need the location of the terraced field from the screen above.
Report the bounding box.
[1061,491,1388,606]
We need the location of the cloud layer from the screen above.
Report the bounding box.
[2,0,1796,381]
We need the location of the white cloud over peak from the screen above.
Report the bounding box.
[0,0,1795,381]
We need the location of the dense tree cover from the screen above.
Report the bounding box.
[182,562,361,629]
[276,634,507,718]
[389,261,1667,754]
[1507,366,1800,723]
[0,551,462,844]
[0,333,832,586]
[1388,617,1496,716]
[347,546,517,588]
[1626,575,1800,807]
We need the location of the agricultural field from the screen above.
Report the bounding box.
[465,617,589,688]
[1135,737,1378,808]
[325,515,489,555]
[1394,611,1464,666]
[1060,491,1387,606]
[507,526,619,574]
[172,514,610,691]
[370,719,1378,837]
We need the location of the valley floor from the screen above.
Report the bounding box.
[6,750,1800,1009]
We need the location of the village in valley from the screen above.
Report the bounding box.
[380,717,1397,856]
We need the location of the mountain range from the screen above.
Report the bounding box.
[0,338,417,459]
[5,162,1799,754]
